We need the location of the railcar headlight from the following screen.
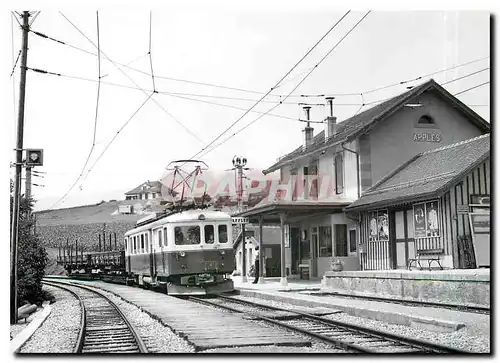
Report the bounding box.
[220,250,225,255]
[180,251,186,257]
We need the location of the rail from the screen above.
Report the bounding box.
[43,279,148,354]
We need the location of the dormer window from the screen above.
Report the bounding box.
[418,115,434,125]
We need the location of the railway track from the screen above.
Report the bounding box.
[189,294,470,354]
[43,280,148,354]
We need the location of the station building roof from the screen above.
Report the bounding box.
[344,133,490,212]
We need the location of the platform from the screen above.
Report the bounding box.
[233,273,489,334]
[321,268,490,308]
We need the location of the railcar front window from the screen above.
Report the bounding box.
[218,225,228,243]
[164,227,168,246]
[205,225,215,244]
[145,234,149,252]
[158,229,163,247]
[133,236,137,254]
[141,235,145,252]
[175,226,201,245]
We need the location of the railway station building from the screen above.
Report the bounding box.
[235,79,490,284]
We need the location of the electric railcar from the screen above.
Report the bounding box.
[124,209,235,295]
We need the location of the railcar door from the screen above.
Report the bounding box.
[149,231,155,279]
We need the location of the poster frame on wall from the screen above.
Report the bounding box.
[425,200,440,237]
[413,199,440,239]
[368,209,389,242]
[377,210,389,241]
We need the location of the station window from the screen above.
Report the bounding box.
[349,230,357,253]
[175,226,201,245]
[334,224,348,257]
[334,153,344,195]
[205,225,215,244]
[163,227,168,247]
[218,225,228,243]
[158,229,163,247]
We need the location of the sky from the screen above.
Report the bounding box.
[2,4,492,212]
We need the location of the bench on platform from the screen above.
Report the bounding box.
[298,263,310,280]
[408,248,444,271]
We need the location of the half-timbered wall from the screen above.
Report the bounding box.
[359,158,489,270]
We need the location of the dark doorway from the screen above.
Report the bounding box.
[290,227,300,274]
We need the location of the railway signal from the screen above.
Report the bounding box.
[25,149,44,166]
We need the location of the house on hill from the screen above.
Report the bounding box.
[235,79,490,284]
[125,181,163,200]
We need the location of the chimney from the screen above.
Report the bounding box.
[324,97,337,142]
[302,106,314,151]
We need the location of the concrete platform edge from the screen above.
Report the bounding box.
[11,303,52,353]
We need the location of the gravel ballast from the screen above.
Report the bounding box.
[233,295,490,353]
[19,286,81,353]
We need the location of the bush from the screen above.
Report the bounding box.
[11,194,48,306]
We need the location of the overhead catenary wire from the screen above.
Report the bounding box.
[361,56,490,96]
[30,25,490,103]
[453,81,490,96]
[33,13,353,99]
[27,60,488,128]
[165,11,353,192]
[24,66,326,125]
[184,11,353,163]
[441,67,489,86]
[50,92,154,209]
[159,91,326,123]
[49,11,103,209]
[59,11,204,145]
[81,92,155,182]
[29,11,41,26]
[11,11,22,27]
[148,11,156,92]
[349,67,490,109]
[10,50,22,77]
[156,90,328,106]
[197,11,372,159]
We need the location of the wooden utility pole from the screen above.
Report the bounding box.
[25,166,32,200]
[10,11,30,324]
